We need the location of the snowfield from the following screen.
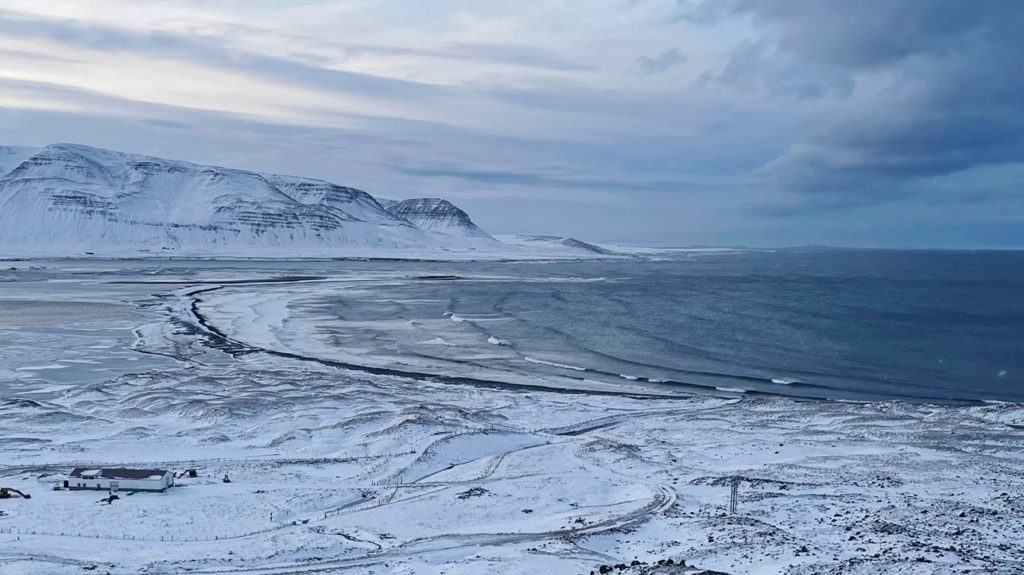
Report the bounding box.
[1,264,1022,575]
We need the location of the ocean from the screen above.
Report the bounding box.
[200,248,1023,404]
[2,248,1022,403]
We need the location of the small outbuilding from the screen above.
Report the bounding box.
[63,468,175,493]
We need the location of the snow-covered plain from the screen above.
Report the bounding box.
[1,263,1023,575]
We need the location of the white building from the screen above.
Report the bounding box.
[63,468,175,493]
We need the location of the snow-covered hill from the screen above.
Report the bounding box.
[0,143,494,257]
[382,198,494,240]
[497,234,623,256]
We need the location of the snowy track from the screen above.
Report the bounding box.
[178,480,676,575]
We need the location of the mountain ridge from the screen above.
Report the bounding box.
[0,145,39,178]
[0,143,496,257]
[382,198,494,239]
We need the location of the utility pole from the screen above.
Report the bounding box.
[729,478,739,514]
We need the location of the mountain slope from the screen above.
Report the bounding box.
[383,198,494,240]
[0,144,452,256]
[0,146,40,178]
[497,235,623,256]
[266,174,402,225]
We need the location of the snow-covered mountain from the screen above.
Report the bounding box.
[497,234,622,256]
[0,146,39,178]
[381,198,493,239]
[0,143,498,257]
[266,174,395,225]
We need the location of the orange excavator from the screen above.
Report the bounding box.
[0,487,31,499]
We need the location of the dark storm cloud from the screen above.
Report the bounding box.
[700,0,1024,208]
[700,39,854,99]
[394,163,715,194]
[138,118,191,130]
[635,47,686,74]
[728,0,991,68]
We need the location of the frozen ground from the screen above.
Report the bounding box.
[1,263,1022,574]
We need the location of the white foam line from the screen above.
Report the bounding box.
[444,311,506,323]
[524,357,587,371]
[417,338,454,346]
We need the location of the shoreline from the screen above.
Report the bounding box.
[182,280,1004,408]
[186,285,694,401]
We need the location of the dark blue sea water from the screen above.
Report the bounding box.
[551,249,1023,402]
[298,249,1023,403]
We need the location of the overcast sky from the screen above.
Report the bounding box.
[1,1,1022,247]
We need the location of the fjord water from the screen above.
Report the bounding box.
[292,249,1023,403]
[3,249,1021,403]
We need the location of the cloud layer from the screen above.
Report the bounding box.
[0,1,1020,247]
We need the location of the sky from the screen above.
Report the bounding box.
[1,0,1022,248]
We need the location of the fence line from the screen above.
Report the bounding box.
[0,525,284,542]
